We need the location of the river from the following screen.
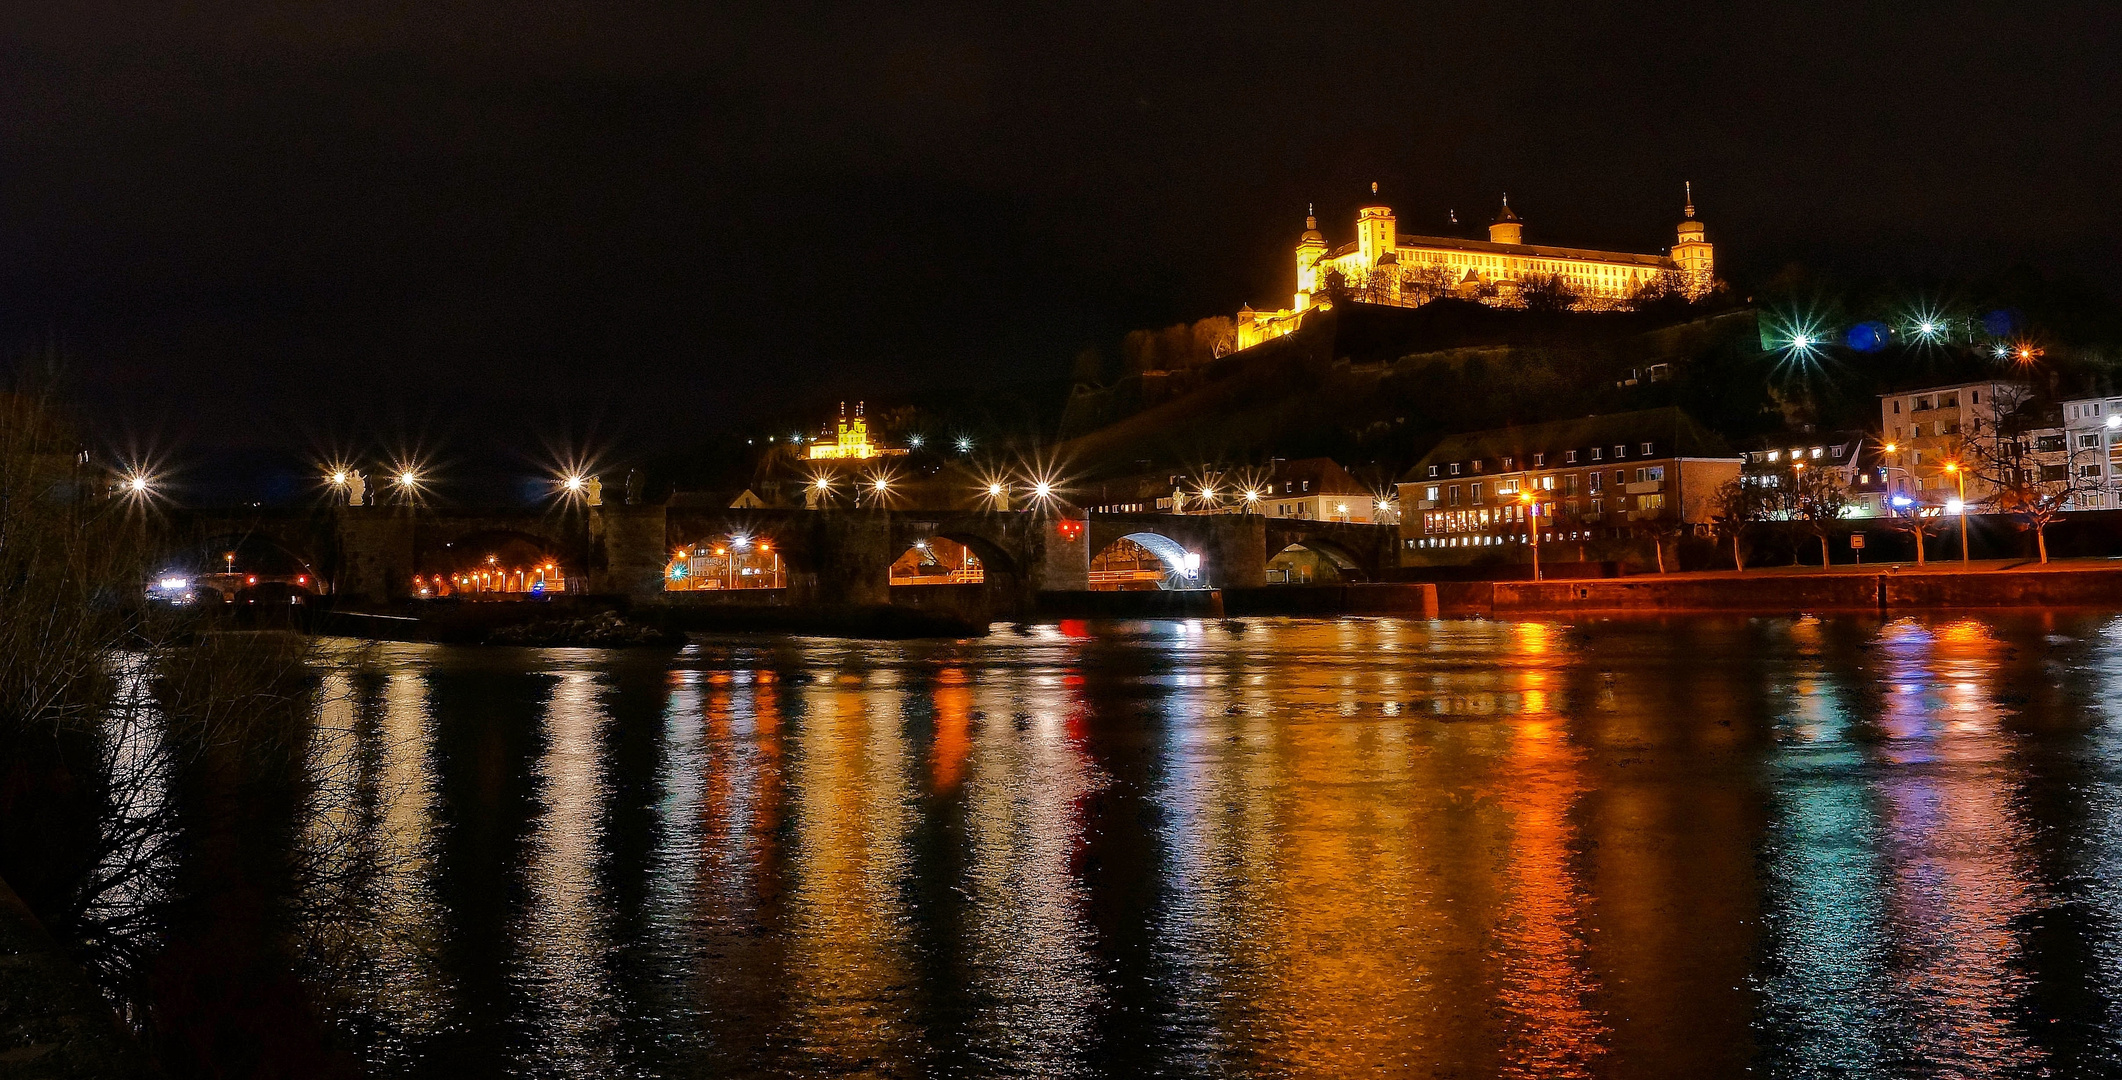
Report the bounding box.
[206,614,2122,1076]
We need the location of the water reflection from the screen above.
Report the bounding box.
[233,616,2122,1077]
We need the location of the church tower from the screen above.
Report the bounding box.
[1673,182,1714,294]
[1294,205,1327,309]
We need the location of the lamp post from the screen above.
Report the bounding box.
[1944,461,1969,563]
[1521,490,1541,582]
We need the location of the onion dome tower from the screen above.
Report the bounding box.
[1672,182,1714,294]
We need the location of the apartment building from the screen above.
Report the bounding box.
[1397,407,1741,561]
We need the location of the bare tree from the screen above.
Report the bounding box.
[1885,492,1945,566]
[1518,272,1580,314]
[1634,507,1688,573]
[1790,465,1853,567]
[1711,475,1775,570]
[1962,385,2088,563]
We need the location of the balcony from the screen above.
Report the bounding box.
[1624,480,1664,495]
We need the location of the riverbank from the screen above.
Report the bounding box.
[0,878,155,1077]
[1456,557,2122,615]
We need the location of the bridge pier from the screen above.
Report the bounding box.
[333,509,415,603]
[787,511,894,608]
[589,504,670,599]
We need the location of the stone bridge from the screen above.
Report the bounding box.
[160,502,1401,616]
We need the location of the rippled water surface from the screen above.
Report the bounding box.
[284,615,2122,1077]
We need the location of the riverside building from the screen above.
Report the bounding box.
[1238,184,1715,350]
[1397,407,1740,564]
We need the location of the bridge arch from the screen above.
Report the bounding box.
[1090,530,1200,591]
[418,527,581,597]
[1267,537,1369,584]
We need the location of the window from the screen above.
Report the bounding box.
[1533,453,1546,466]
[2096,403,2104,416]
[1591,447,1603,461]
[1916,396,1933,410]
[1893,400,1901,414]
[1302,480,1310,491]
[1428,465,1439,478]
[2081,464,2102,479]
[1471,482,1485,504]
[1648,466,1665,481]
[1589,472,1603,493]
[1502,456,1514,469]
[1972,391,1981,404]
[2081,433,2102,449]
[1832,446,1845,458]
[1638,493,1666,512]
[1564,474,1580,495]
[1450,463,1461,476]
[2037,435,2067,453]
[1565,450,1578,463]
[1766,450,1780,462]
[1425,485,1440,501]
[1614,445,1627,459]
[2041,464,2069,482]
[1470,460,1482,473]
[1941,394,1958,408]
[1640,442,1653,455]
[1448,485,1462,506]
[1615,470,1627,486]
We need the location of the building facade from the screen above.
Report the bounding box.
[1396,407,1741,563]
[1238,184,1713,350]
[1739,432,1887,516]
[2061,394,2122,508]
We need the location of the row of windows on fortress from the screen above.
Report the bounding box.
[1422,441,1663,478]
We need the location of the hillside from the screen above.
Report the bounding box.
[1055,299,1769,477]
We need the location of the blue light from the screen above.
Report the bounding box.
[668,563,688,580]
[1845,321,1891,352]
[1890,495,1913,509]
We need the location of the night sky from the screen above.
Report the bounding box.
[2,3,2116,493]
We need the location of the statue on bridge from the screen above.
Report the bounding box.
[347,470,367,507]
[585,475,603,507]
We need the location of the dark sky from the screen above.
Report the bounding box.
[2,2,2116,489]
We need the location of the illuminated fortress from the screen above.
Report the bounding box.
[1236,184,1714,350]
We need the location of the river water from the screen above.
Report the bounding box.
[264,615,2122,1077]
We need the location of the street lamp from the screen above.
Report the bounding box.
[1521,491,1541,582]
[1943,461,1969,562]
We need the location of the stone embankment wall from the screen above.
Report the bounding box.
[1478,567,2122,615]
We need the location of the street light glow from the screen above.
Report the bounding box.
[563,474,585,492]
[1033,481,1052,498]
[814,476,831,490]
[955,437,973,453]
[126,474,150,493]
[1946,498,1965,514]
[330,470,349,485]
[397,471,419,487]
[988,482,1004,497]
[872,478,888,491]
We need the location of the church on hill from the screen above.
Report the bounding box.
[1236,184,1715,350]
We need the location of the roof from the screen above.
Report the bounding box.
[1266,457,1369,495]
[1402,407,1738,483]
[1393,232,1673,268]
[1320,232,1673,269]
